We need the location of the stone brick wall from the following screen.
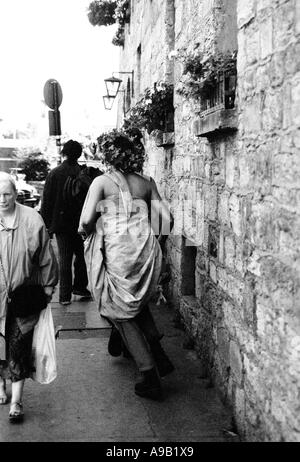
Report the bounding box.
[231,0,300,441]
[118,0,300,441]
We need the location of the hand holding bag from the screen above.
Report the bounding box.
[9,284,48,318]
[0,254,47,318]
[31,305,57,384]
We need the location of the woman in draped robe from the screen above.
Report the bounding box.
[78,133,173,400]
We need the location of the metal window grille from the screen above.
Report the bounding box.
[201,71,237,115]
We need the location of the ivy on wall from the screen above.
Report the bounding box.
[96,83,174,163]
[175,49,237,101]
[123,82,174,135]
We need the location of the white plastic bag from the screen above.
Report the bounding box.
[31,305,57,384]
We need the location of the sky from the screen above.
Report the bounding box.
[0,0,120,140]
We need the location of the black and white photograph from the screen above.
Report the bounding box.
[0,0,299,446]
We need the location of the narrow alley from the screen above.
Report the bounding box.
[0,0,299,445]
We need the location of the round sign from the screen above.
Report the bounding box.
[43,79,63,109]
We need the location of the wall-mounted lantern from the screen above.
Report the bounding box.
[103,71,134,111]
[104,75,123,98]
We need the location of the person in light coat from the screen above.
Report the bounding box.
[0,172,58,422]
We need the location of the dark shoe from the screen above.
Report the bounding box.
[150,341,175,377]
[108,327,123,357]
[9,402,24,423]
[135,368,163,401]
[72,288,91,298]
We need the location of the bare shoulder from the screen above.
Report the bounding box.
[139,173,158,190]
[147,176,162,200]
[91,174,107,186]
[90,173,113,191]
[129,172,153,194]
[132,172,153,187]
[91,172,123,200]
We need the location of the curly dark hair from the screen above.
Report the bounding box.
[97,130,145,173]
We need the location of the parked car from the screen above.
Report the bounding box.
[9,168,40,208]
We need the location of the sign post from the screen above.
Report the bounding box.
[43,79,63,164]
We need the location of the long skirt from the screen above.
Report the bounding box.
[0,311,34,382]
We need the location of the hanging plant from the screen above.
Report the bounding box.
[176,49,237,101]
[123,82,174,135]
[87,1,117,26]
[87,0,130,47]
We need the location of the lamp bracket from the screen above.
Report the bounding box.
[112,71,134,77]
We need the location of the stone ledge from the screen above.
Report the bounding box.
[152,130,175,147]
[193,108,238,138]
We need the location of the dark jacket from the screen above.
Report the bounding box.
[40,159,81,234]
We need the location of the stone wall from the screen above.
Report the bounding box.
[118,0,300,441]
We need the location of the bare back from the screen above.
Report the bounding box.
[79,170,165,237]
[102,172,152,204]
[88,172,163,208]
